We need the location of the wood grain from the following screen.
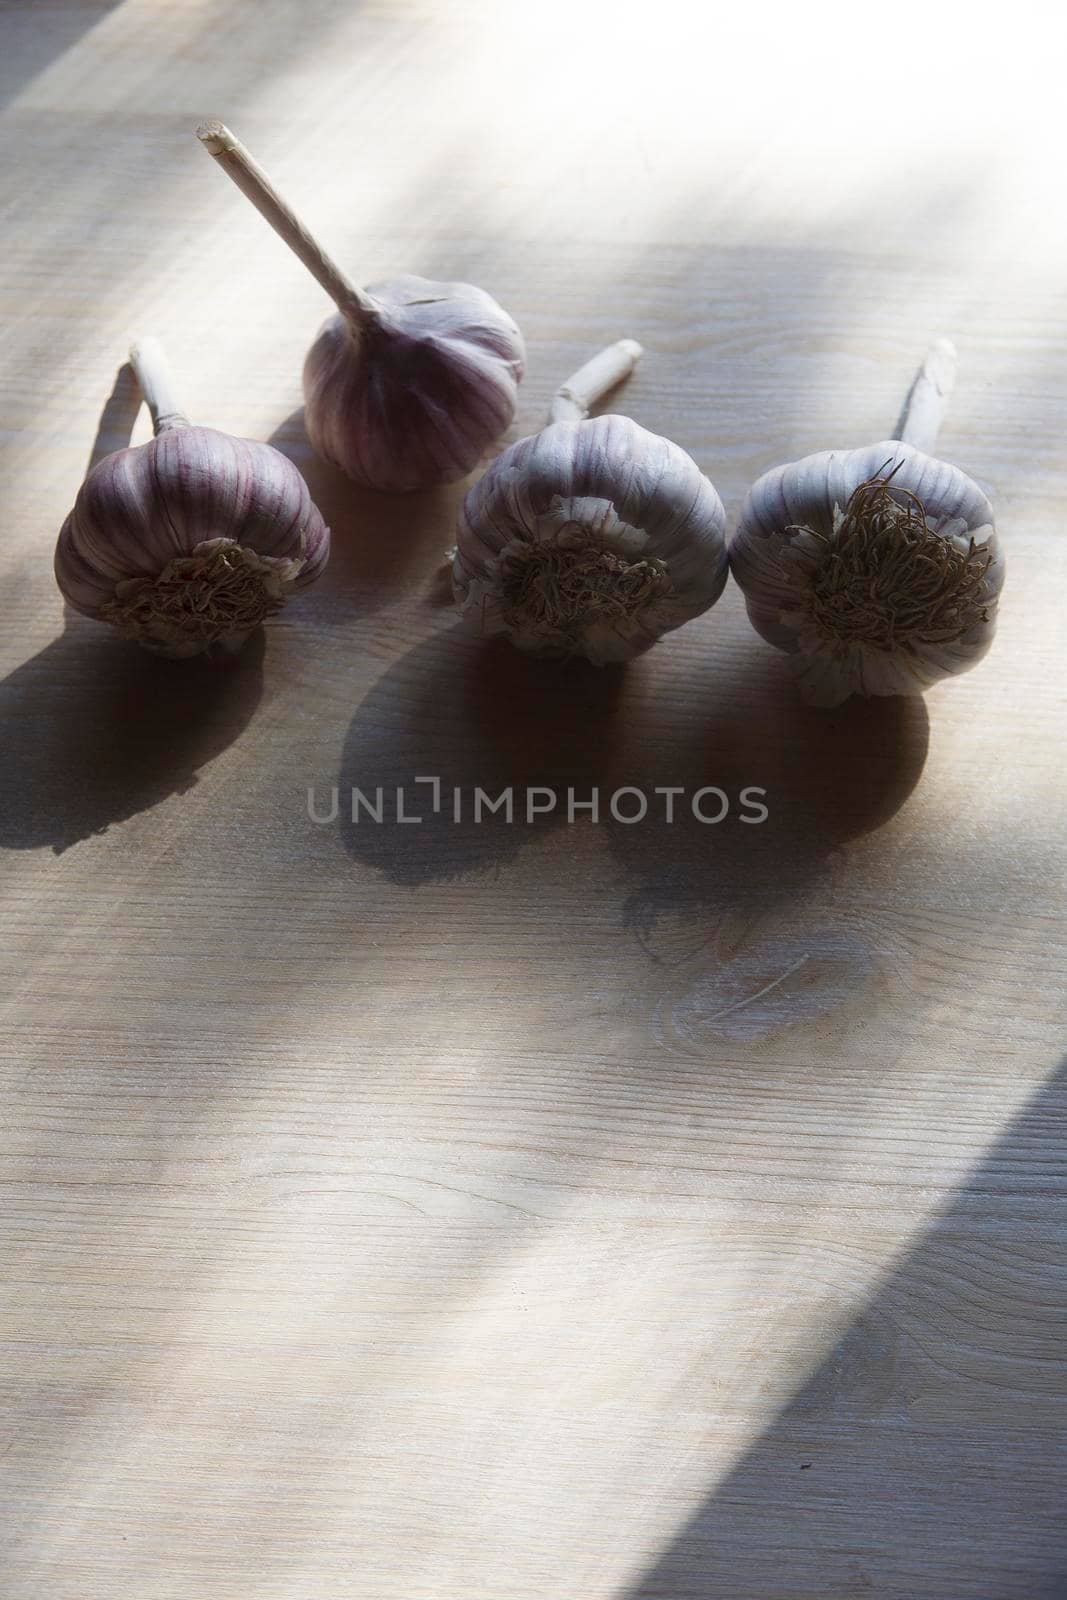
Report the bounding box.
[1,3,1066,1597]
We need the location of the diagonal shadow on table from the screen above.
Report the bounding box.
[620,1059,1067,1600]
[337,613,928,913]
[0,364,265,854]
[0,0,123,111]
[0,621,264,854]
[267,411,462,621]
[337,623,630,884]
[79,361,143,470]
[599,624,931,942]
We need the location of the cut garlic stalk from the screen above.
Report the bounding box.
[198,121,526,494]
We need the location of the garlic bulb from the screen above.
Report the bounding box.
[730,341,1005,706]
[55,338,330,658]
[453,341,728,663]
[198,122,525,493]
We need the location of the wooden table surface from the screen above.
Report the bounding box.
[2,3,1066,1596]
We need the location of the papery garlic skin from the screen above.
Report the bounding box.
[453,414,728,663]
[303,274,526,493]
[196,126,526,496]
[731,440,1004,706]
[55,427,330,658]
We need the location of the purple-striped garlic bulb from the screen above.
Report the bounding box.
[198,122,525,494]
[730,341,1005,706]
[453,341,729,663]
[54,338,330,659]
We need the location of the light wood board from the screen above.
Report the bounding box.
[1,2,1065,1596]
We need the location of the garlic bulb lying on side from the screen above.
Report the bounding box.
[55,338,330,658]
[453,342,728,663]
[730,341,1004,706]
[198,122,525,493]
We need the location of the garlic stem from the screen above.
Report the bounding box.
[197,120,372,329]
[894,338,958,453]
[129,338,190,435]
[548,339,643,424]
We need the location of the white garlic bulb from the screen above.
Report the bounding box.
[301,274,524,491]
[55,338,330,658]
[453,341,728,663]
[730,341,1005,706]
[198,122,525,493]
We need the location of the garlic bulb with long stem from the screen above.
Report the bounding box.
[729,341,1004,706]
[197,121,526,494]
[55,338,330,658]
[452,341,729,663]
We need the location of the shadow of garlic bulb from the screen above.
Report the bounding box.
[54,338,329,658]
[198,123,525,493]
[730,341,1005,706]
[453,341,728,663]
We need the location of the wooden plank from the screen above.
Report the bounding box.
[1,3,1064,1596]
